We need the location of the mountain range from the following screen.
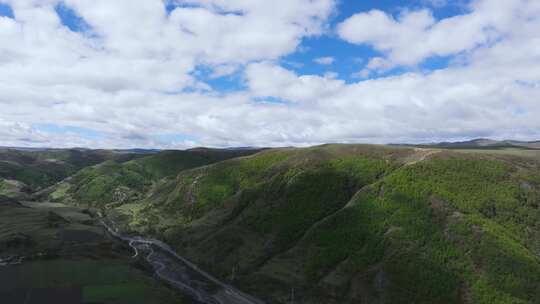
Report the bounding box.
[412,138,540,149]
[1,142,540,304]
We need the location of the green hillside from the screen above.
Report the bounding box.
[49,148,261,208]
[3,144,535,303]
[0,148,142,197]
[0,196,186,304]
[67,144,540,304]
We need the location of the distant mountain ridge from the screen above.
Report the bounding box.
[0,148,147,198]
[412,138,540,149]
[0,146,161,154]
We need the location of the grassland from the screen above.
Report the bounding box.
[0,259,185,304]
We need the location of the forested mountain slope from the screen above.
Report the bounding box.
[49,148,261,208]
[50,144,540,304]
[0,148,143,198]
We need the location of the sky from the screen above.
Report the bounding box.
[0,0,539,149]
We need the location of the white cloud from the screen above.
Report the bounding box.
[167,0,336,64]
[352,69,370,79]
[208,64,239,79]
[0,0,539,149]
[354,57,396,77]
[337,0,528,66]
[245,62,345,104]
[0,0,336,93]
[366,57,394,71]
[314,56,335,65]
[0,0,336,147]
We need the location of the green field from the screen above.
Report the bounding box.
[0,259,186,304]
[0,196,188,304]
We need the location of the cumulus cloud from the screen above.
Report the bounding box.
[337,0,529,66]
[208,64,239,79]
[0,0,336,93]
[245,62,345,104]
[167,0,335,64]
[0,0,539,148]
[0,0,336,147]
[314,56,335,65]
[353,57,395,78]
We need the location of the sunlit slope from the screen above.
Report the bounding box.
[60,144,540,304]
[50,148,261,207]
[0,148,142,198]
[136,146,540,304]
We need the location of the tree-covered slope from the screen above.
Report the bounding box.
[0,148,142,198]
[49,148,262,208]
[51,144,540,303]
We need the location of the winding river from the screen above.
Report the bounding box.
[101,220,265,304]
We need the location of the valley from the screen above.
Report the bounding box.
[4,0,539,303]
[1,144,540,303]
[0,196,189,304]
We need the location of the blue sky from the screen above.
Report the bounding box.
[204,0,471,90]
[54,2,91,33]
[0,0,538,148]
[1,0,469,84]
[9,0,464,94]
[0,2,13,18]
